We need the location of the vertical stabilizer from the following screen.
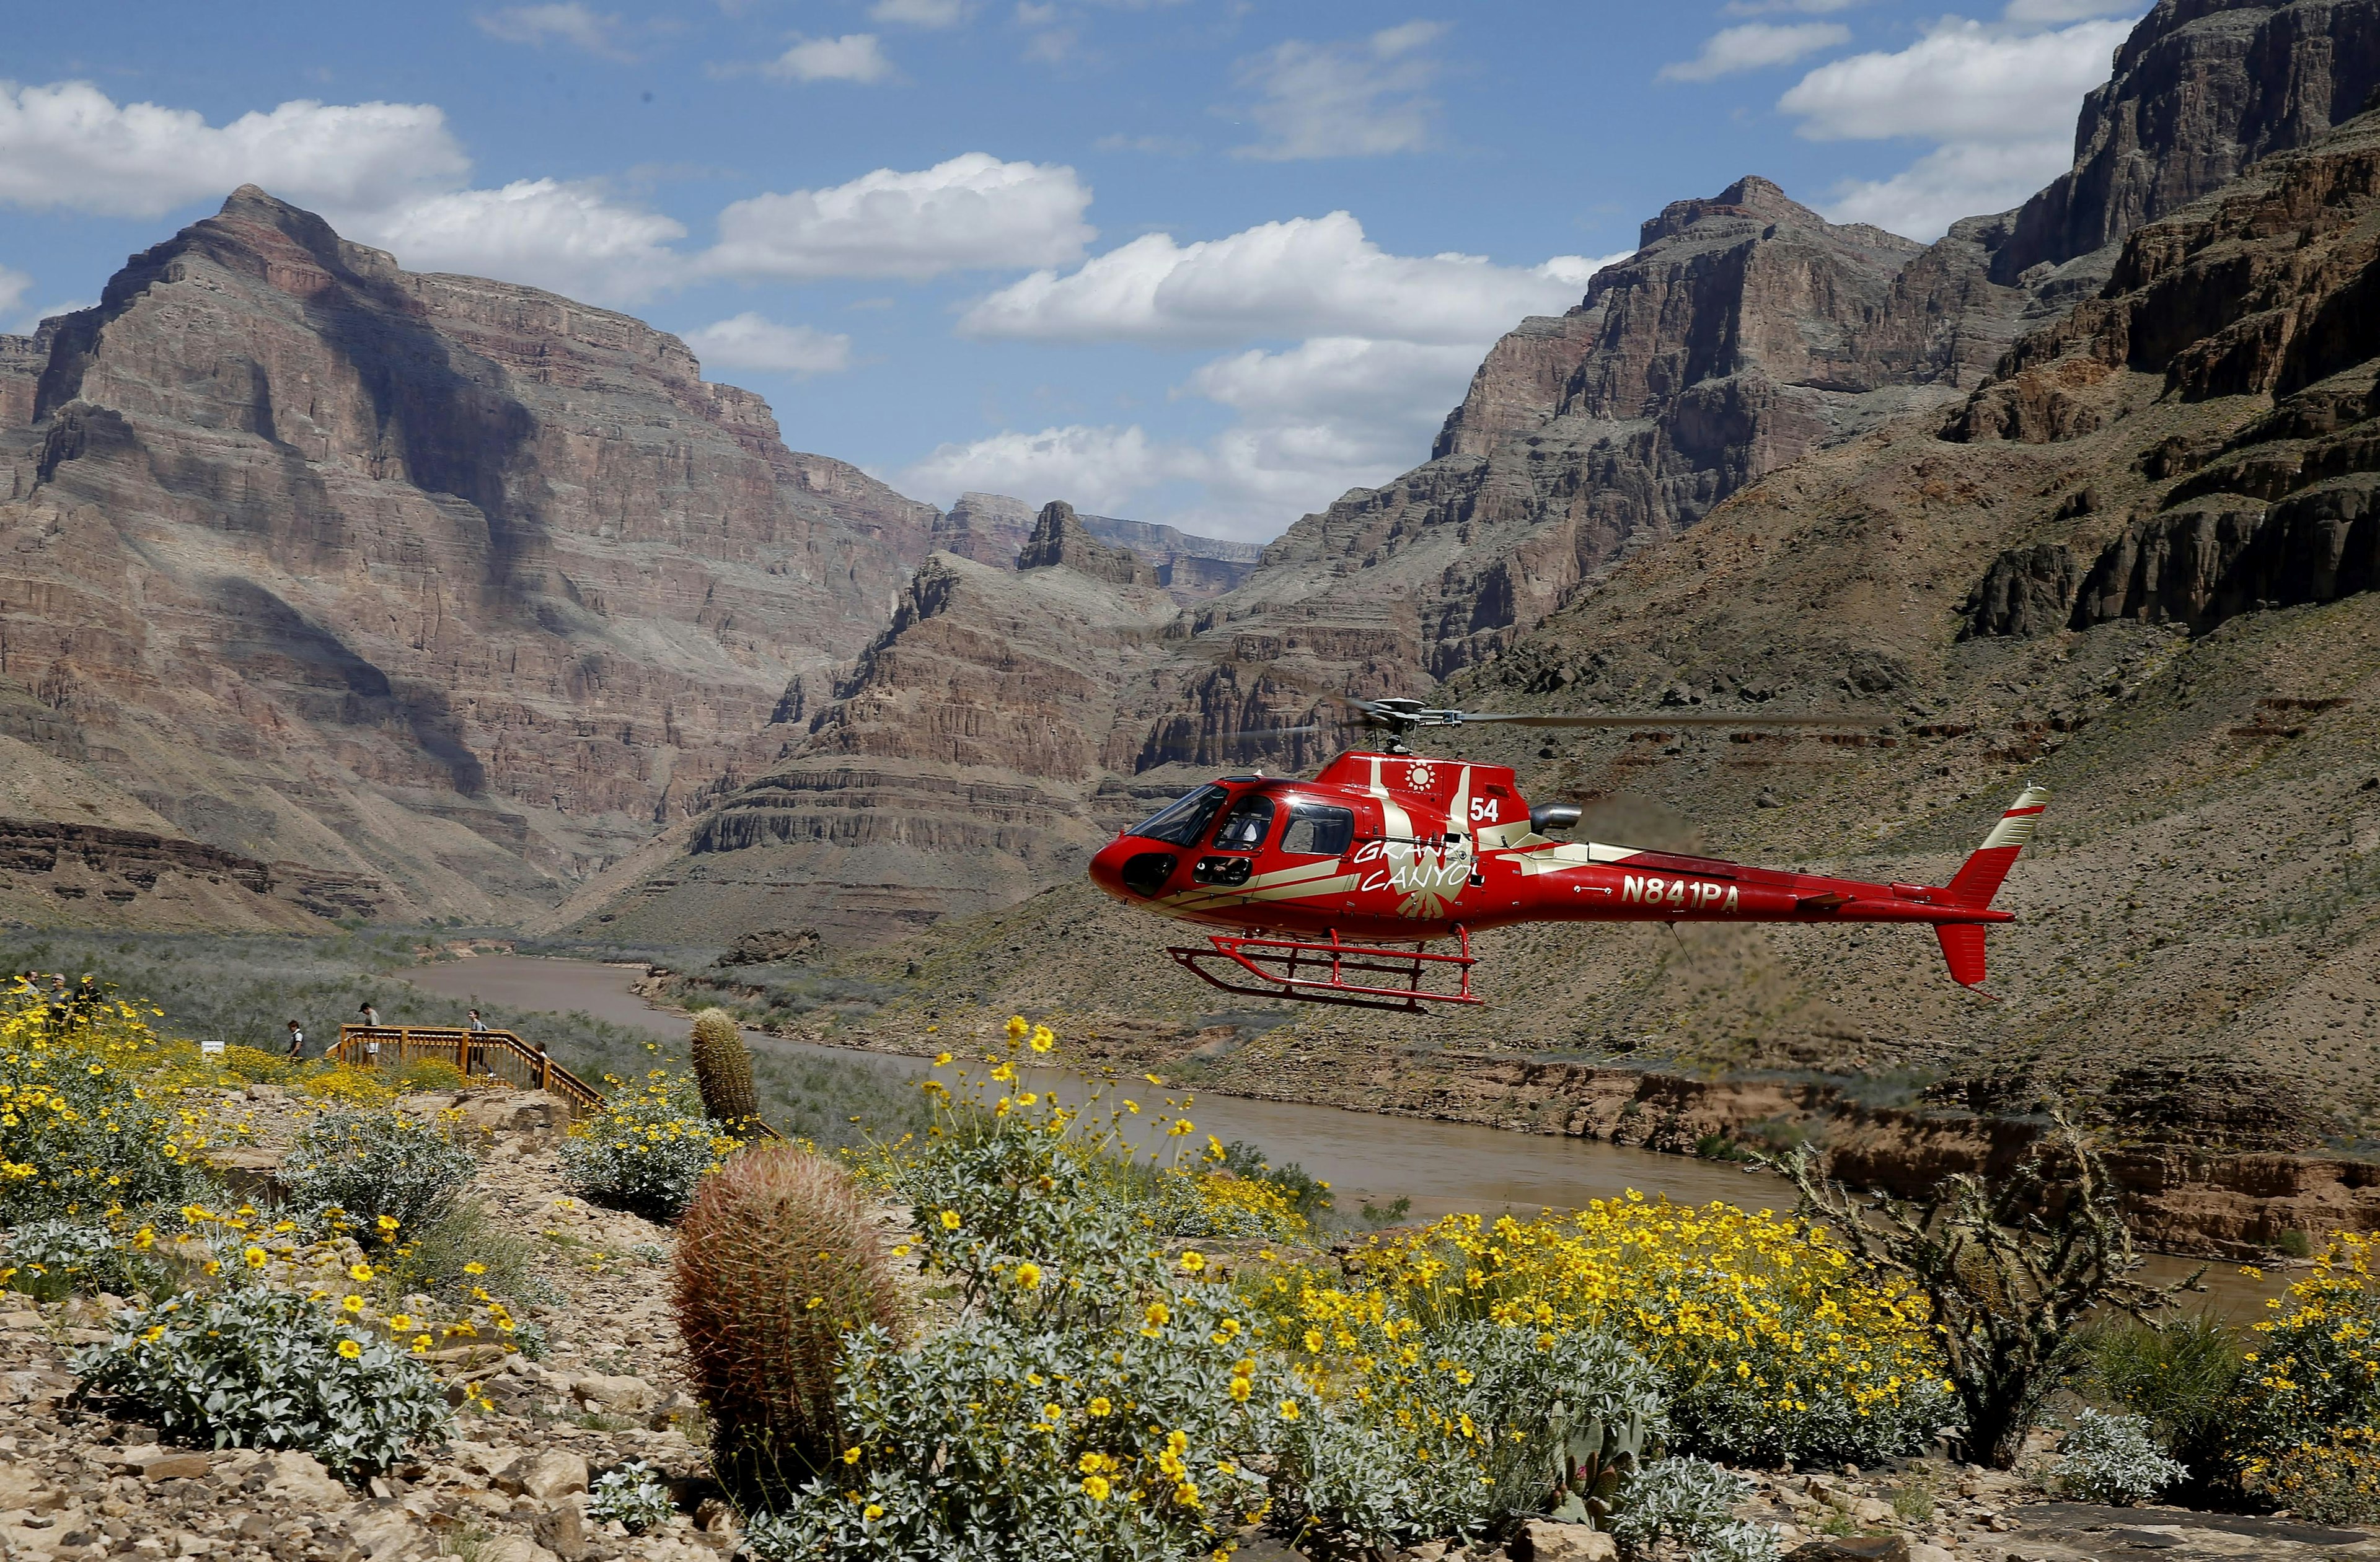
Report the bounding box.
[1934,784,2048,988]
[1945,784,2050,908]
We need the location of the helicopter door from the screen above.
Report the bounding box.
[1194,793,1275,885]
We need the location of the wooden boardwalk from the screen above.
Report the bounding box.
[328,1024,784,1138]
[330,1025,602,1114]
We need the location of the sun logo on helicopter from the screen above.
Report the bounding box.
[1406,763,1434,789]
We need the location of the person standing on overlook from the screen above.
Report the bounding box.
[285,1019,306,1060]
[465,1009,488,1077]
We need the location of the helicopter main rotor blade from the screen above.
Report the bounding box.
[1207,724,1324,743]
[1460,711,1877,728]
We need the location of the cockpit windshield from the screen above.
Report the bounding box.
[1127,784,1232,846]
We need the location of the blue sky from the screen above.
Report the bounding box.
[1,0,2141,540]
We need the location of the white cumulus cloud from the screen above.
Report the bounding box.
[1230,20,1447,162]
[897,425,1182,517]
[1659,22,1852,82]
[0,81,468,220]
[1778,14,2136,237]
[1186,336,1483,426]
[763,34,896,83]
[475,4,635,60]
[961,212,1593,346]
[705,153,1093,281]
[352,178,687,304]
[926,223,1625,538]
[0,264,30,320]
[1821,140,2075,239]
[682,313,853,375]
[1780,16,2131,141]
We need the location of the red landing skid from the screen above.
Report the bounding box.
[1166,927,1483,1014]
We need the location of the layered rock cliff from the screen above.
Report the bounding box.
[0,188,936,919]
[555,542,1181,947]
[1960,111,2380,635]
[1996,0,2380,281]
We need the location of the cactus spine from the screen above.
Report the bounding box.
[689,1006,760,1126]
[672,1146,906,1500]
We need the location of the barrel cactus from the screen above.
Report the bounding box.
[689,1006,760,1127]
[672,1145,906,1501]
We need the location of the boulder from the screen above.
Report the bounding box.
[1514,1519,1617,1561]
[454,1090,572,1141]
[495,1450,589,1501]
[1787,1537,1909,1561]
[570,1373,657,1415]
[473,1538,562,1562]
[263,1450,353,1507]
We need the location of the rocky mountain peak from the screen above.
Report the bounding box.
[1015,501,1163,587]
[214,183,365,255]
[1632,174,1818,250]
[1993,0,2380,281]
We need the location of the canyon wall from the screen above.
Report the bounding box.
[0,187,936,920]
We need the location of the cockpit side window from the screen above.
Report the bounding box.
[1128,785,1231,846]
[1279,801,1354,856]
[1212,793,1276,851]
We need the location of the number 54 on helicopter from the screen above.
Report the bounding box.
[1086,698,2047,1013]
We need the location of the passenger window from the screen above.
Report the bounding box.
[1213,794,1276,851]
[1279,802,1354,856]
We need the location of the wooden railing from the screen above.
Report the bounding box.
[328,1024,784,1138]
[331,1025,604,1117]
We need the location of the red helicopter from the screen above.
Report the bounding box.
[1086,698,2047,1012]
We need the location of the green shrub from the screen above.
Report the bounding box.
[586,1460,676,1533]
[2239,1233,2380,1510]
[376,1198,556,1308]
[280,1108,477,1245]
[2,1217,165,1301]
[1270,1320,1672,1551]
[746,1199,1277,1561]
[1,990,207,1224]
[1213,1139,1331,1219]
[2080,1312,2248,1478]
[218,1045,303,1085]
[74,1286,451,1477]
[769,1020,1763,1562]
[2052,1410,2187,1505]
[675,1146,907,1503]
[2251,1436,2380,1525]
[1606,1458,1775,1562]
[560,1074,736,1221]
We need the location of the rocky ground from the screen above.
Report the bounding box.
[4,1081,2374,1562]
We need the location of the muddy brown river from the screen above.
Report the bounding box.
[402,955,2279,1317]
